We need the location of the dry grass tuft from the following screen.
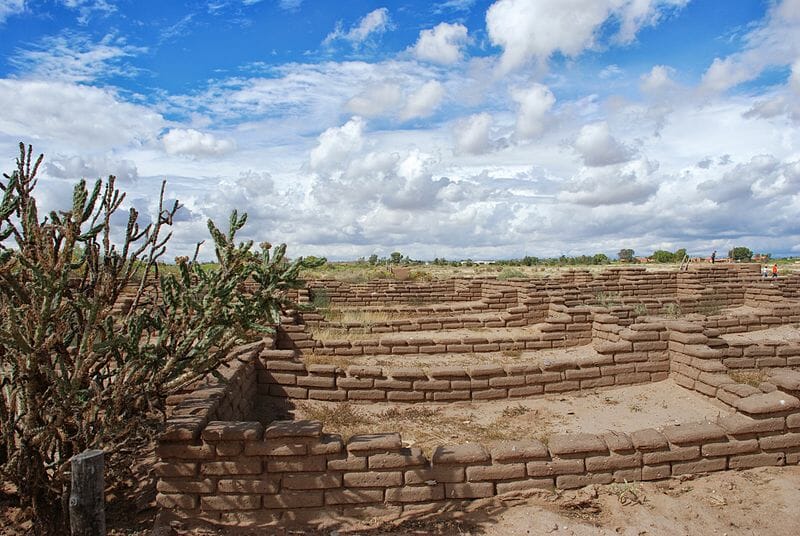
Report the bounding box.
[729,369,768,387]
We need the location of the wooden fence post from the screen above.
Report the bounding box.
[69,449,105,536]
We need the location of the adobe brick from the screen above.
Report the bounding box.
[466,463,525,481]
[469,364,506,377]
[671,457,726,475]
[508,385,545,397]
[549,433,607,458]
[641,464,670,481]
[385,485,445,503]
[374,379,412,390]
[327,455,367,471]
[433,390,471,401]
[525,372,562,384]
[600,431,634,454]
[297,375,336,388]
[472,389,508,400]
[325,489,384,505]
[496,478,555,493]
[156,478,215,494]
[489,376,526,388]
[615,372,651,385]
[388,391,426,402]
[526,459,584,477]
[661,422,727,445]
[630,428,668,451]
[283,473,342,490]
[348,433,402,454]
[702,439,759,457]
[369,448,427,469]
[556,473,613,489]
[491,440,548,462]
[264,420,322,438]
[156,493,197,510]
[545,381,580,393]
[445,482,494,499]
[585,453,641,472]
[348,389,386,401]
[263,490,324,508]
[412,380,450,391]
[245,440,305,456]
[405,466,465,484]
[337,377,374,389]
[433,443,490,464]
[759,433,800,450]
[613,468,642,483]
[217,477,280,494]
[155,442,215,460]
[266,455,326,472]
[201,494,261,511]
[153,462,197,477]
[565,367,601,380]
[308,389,347,401]
[729,452,785,469]
[201,459,261,475]
[643,446,700,465]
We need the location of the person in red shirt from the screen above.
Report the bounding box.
[772,264,778,278]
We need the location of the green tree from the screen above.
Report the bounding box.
[728,246,753,262]
[389,251,403,263]
[0,145,313,533]
[368,253,378,265]
[674,248,687,262]
[651,250,675,263]
[618,248,635,262]
[592,253,610,265]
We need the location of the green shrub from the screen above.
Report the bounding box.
[497,268,526,280]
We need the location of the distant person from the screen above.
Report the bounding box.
[772,264,778,278]
[762,265,769,278]
[711,250,716,264]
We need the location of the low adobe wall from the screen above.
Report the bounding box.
[156,379,800,526]
[259,321,669,403]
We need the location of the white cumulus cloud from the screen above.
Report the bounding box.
[640,65,677,95]
[324,8,391,47]
[400,80,445,120]
[486,0,688,73]
[161,129,236,157]
[412,22,468,65]
[454,113,494,155]
[574,122,636,167]
[346,83,403,117]
[511,83,555,139]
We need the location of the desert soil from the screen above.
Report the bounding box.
[270,380,734,456]
[303,343,598,369]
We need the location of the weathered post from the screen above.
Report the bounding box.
[69,449,106,536]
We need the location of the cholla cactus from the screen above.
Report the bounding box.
[0,144,311,533]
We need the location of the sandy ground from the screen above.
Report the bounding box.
[722,324,800,344]
[270,380,734,455]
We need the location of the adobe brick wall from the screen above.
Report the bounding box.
[156,407,800,524]
[258,319,669,403]
[154,265,800,525]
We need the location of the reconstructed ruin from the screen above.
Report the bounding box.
[154,264,800,526]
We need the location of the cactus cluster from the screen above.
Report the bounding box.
[0,144,317,533]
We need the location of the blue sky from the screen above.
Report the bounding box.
[1,0,799,260]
